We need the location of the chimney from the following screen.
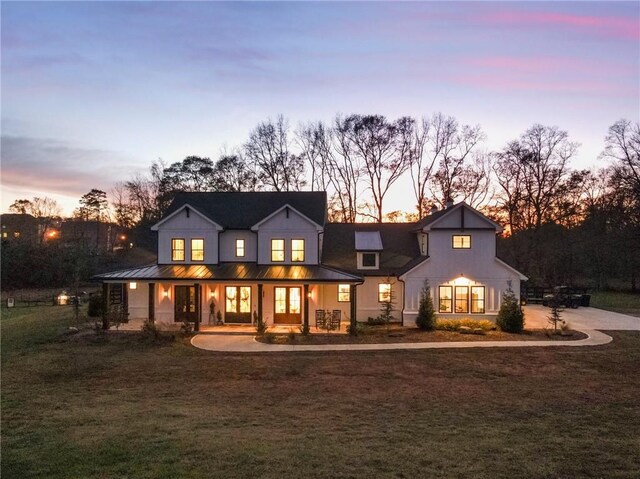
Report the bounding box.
[445,198,454,209]
[430,205,439,214]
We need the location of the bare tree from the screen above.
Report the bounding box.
[338,115,414,222]
[212,154,258,192]
[10,196,62,243]
[330,116,365,222]
[601,119,640,192]
[244,115,306,192]
[111,183,138,229]
[124,160,165,222]
[408,117,437,218]
[429,113,485,207]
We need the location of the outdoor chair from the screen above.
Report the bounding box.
[315,309,326,329]
[330,310,341,331]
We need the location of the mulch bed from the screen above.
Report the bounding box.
[255,326,588,345]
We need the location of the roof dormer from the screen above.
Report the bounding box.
[355,231,382,270]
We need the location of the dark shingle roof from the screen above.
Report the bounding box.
[322,223,424,276]
[93,262,361,282]
[164,191,327,229]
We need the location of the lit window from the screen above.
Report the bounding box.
[172,239,185,261]
[191,238,204,261]
[271,239,284,262]
[439,286,453,313]
[471,286,485,314]
[1,232,7,238]
[14,231,20,238]
[378,283,391,302]
[235,239,245,257]
[291,239,305,262]
[452,235,471,249]
[455,286,469,313]
[129,282,137,290]
[338,284,351,302]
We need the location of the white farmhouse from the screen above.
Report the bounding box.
[95,192,527,328]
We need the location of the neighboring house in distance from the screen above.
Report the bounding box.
[60,220,128,252]
[1,213,40,244]
[94,192,527,327]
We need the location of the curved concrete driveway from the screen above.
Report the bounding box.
[523,305,640,330]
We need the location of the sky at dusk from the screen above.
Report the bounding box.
[2,1,639,215]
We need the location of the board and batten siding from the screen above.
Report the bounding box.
[156,209,219,264]
[255,208,320,264]
[219,230,257,262]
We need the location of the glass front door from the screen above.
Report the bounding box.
[225,286,252,323]
[274,287,302,324]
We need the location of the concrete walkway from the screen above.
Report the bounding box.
[191,306,640,353]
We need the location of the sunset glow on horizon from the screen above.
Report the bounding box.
[2,1,638,215]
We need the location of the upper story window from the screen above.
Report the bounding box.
[172,238,185,261]
[291,239,305,262]
[452,235,471,249]
[235,239,245,257]
[337,284,351,302]
[378,283,391,302]
[271,239,285,262]
[358,252,379,269]
[191,238,204,261]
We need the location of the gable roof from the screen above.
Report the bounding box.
[322,222,422,276]
[251,204,324,231]
[151,204,224,231]
[417,202,502,232]
[160,192,327,230]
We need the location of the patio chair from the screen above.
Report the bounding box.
[315,309,327,329]
[330,310,341,331]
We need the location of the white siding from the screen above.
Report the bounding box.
[127,282,148,320]
[255,208,319,264]
[219,230,257,262]
[157,210,219,264]
[354,277,402,322]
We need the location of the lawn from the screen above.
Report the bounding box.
[590,291,640,317]
[2,306,640,479]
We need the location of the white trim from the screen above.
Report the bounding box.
[423,202,503,233]
[150,204,224,231]
[495,258,528,280]
[250,204,323,231]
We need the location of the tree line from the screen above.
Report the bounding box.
[5,114,639,291]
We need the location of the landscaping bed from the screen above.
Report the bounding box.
[255,325,588,345]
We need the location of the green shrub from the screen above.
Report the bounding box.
[367,317,386,325]
[436,318,496,331]
[264,332,275,344]
[496,287,525,333]
[416,280,436,331]
[87,294,104,318]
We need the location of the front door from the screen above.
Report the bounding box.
[175,285,197,322]
[274,287,302,324]
[225,286,252,323]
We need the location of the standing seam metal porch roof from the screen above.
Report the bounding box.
[93,263,363,282]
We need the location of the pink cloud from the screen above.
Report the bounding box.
[482,10,639,40]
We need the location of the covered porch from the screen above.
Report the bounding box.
[95,263,362,333]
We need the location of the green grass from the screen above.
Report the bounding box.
[2,306,640,478]
[591,291,640,317]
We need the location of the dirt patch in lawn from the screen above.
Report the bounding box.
[255,326,588,345]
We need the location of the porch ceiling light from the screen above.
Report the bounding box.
[163,289,169,298]
[453,275,470,286]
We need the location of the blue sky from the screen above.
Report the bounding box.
[2,1,638,215]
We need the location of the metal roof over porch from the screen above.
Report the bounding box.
[93,263,363,283]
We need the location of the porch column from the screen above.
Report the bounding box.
[303,284,310,334]
[122,282,129,323]
[349,284,357,336]
[148,283,155,323]
[257,283,263,322]
[194,283,201,332]
[102,283,110,330]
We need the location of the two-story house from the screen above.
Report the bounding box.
[95,192,526,328]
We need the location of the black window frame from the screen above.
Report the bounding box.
[439,285,453,313]
[452,235,471,249]
[190,238,205,262]
[455,286,469,313]
[471,286,485,314]
[171,238,185,262]
[362,252,377,267]
[337,284,351,302]
[271,238,285,262]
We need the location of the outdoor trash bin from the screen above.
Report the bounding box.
[581,294,591,307]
